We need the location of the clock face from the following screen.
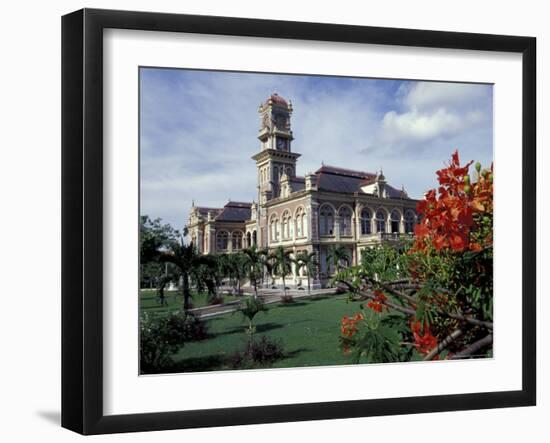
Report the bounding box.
[276,137,287,150]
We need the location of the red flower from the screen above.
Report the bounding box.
[410,319,438,355]
[412,150,493,254]
[414,223,429,239]
[366,290,388,313]
[340,313,364,338]
[367,300,383,312]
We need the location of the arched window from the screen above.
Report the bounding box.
[390,210,401,233]
[216,231,228,251]
[270,216,279,242]
[339,206,353,236]
[232,231,243,250]
[252,230,257,246]
[319,205,335,236]
[361,208,372,235]
[295,207,305,238]
[404,211,416,234]
[282,210,292,239]
[375,210,386,233]
[302,211,308,238]
[273,166,279,183]
[246,232,252,248]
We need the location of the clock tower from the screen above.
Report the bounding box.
[252,93,301,202]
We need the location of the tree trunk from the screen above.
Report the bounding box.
[182,271,190,312]
[282,274,287,297]
[307,274,311,294]
[252,270,258,299]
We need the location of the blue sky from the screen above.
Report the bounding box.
[140,68,493,231]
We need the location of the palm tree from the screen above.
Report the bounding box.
[326,244,351,275]
[225,252,248,295]
[270,246,294,299]
[160,237,205,312]
[243,245,268,299]
[213,253,229,295]
[239,296,268,335]
[191,254,220,304]
[295,251,318,294]
[260,252,273,288]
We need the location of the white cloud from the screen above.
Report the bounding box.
[372,81,492,154]
[401,81,491,111]
[381,108,463,142]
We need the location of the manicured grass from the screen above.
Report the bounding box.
[140,289,240,312]
[154,294,366,373]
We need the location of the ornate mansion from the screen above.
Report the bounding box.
[187,93,418,286]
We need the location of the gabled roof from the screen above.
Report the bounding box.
[215,201,252,222]
[385,184,408,199]
[316,165,376,179]
[290,176,305,192]
[315,165,376,194]
[312,164,410,199]
[194,206,223,217]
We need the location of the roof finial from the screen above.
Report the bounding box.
[376,168,386,182]
[191,199,195,207]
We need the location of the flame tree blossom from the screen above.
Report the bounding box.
[337,151,493,363]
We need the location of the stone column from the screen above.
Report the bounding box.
[308,201,319,242]
[292,247,298,286]
[208,227,215,253]
[197,231,204,254]
[334,215,341,240]
[355,206,361,239]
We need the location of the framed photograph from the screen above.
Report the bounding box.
[62,8,536,435]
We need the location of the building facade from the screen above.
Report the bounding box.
[187,93,419,287]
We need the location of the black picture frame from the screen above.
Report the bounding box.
[61,8,536,435]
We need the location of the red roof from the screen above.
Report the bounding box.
[265,93,288,106]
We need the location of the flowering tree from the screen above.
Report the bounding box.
[337,151,493,362]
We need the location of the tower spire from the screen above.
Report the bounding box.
[252,93,300,201]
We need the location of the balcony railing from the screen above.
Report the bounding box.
[379,232,414,241]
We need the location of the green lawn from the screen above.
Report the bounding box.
[143,293,366,373]
[140,289,240,312]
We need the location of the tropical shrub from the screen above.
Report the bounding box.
[226,335,285,369]
[280,293,295,304]
[139,312,187,373]
[238,296,268,335]
[335,151,494,363]
[182,313,209,341]
[140,311,209,372]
